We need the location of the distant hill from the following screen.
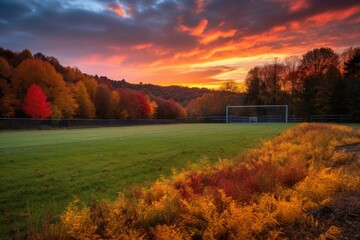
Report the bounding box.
[97,76,214,106]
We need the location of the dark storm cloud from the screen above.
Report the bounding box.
[2,0,359,53]
[0,0,359,84]
[0,0,188,51]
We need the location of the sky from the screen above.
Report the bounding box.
[1,0,360,89]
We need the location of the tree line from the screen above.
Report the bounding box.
[244,47,360,121]
[0,48,187,119]
[1,46,359,121]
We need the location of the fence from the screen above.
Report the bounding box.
[228,115,284,123]
[184,116,226,123]
[309,115,352,123]
[0,114,355,130]
[0,118,182,130]
[187,115,354,124]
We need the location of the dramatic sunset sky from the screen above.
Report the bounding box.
[1,0,360,89]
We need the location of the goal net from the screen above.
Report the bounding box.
[226,105,288,123]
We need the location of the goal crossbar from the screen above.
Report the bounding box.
[226,105,288,123]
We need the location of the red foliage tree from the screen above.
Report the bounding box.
[23,84,52,118]
[136,93,152,118]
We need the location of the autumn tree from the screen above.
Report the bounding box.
[186,93,222,117]
[63,66,83,82]
[344,51,360,121]
[34,53,65,74]
[119,89,144,119]
[14,49,32,67]
[0,81,19,117]
[314,66,342,114]
[344,51,360,79]
[220,80,239,93]
[283,56,302,114]
[118,89,134,119]
[339,47,360,74]
[136,93,157,118]
[0,57,12,81]
[0,47,17,67]
[186,92,242,117]
[56,83,78,118]
[95,83,112,118]
[298,48,340,118]
[0,57,19,117]
[73,81,95,118]
[262,60,287,105]
[245,66,262,105]
[284,56,301,93]
[82,76,98,102]
[244,61,286,108]
[22,84,52,118]
[154,96,187,119]
[12,59,78,118]
[108,90,125,119]
[300,48,339,79]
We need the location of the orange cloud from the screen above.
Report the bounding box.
[288,0,309,12]
[108,4,127,17]
[272,25,287,32]
[201,43,238,59]
[174,48,204,59]
[178,18,208,36]
[272,0,309,13]
[177,17,236,45]
[306,6,360,26]
[193,19,208,36]
[200,29,237,44]
[132,43,153,50]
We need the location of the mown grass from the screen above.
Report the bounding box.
[0,123,291,239]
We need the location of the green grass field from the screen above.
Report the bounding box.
[0,123,292,239]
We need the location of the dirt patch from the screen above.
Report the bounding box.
[335,144,360,155]
[313,191,360,240]
[312,140,360,239]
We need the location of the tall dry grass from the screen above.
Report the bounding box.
[34,123,360,239]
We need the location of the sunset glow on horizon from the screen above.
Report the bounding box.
[1,0,360,89]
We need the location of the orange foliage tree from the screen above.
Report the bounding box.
[12,59,77,118]
[0,57,19,117]
[73,81,95,119]
[22,84,52,118]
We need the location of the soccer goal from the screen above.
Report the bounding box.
[226,105,288,123]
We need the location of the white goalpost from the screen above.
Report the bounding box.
[226,105,288,123]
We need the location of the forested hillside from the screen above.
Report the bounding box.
[99,77,214,106]
[0,48,193,119]
[1,46,359,121]
[244,47,360,122]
